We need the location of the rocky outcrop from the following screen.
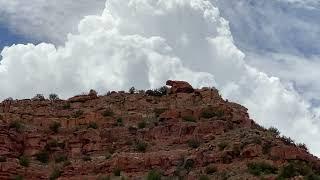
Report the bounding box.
[0,81,318,179]
[166,80,194,94]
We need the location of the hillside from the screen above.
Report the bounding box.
[0,80,319,180]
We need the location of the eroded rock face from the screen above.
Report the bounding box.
[0,82,318,179]
[166,80,194,94]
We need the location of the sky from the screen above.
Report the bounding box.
[0,0,319,156]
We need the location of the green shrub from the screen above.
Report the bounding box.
[184,159,195,171]
[304,174,320,180]
[205,165,217,174]
[218,142,228,151]
[146,87,167,97]
[49,94,59,101]
[262,142,273,155]
[49,168,61,180]
[113,168,121,176]
[9,121,23,132]
[49,122,61,133]
[138,121,146,129]
[251,136,262,145]
[247,162,277,176]
[102,109,114,117]
[88,122,98,129]
[19,156,30,167]
[199,175,210,180]
[154,108,167,117]
[147,170,162,180]
[82,155,91,161]
[13,175,24,180]
[182,116,196,122]
[297,143,309,152]
[47,139,65,149]
[105,152,112,160]
[201,107,224,119]
[128,126,137,134]
[54,153,68,163]
[97,175,111,180]
[135,141,148,152]
[0,156,6,162]
[232,145,241,156]
[73,110,84,118]
[115,118,124,126]
[278,161,314,179]
[35,150,49,164]
[62,103,71,109]
[63,160,71,167]
[268,127,280,136]
[129,87,136,94]
[281,136,295,145]
[33,94,45,101]
[188,139,201,149]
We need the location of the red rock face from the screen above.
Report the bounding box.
[166,80,194,94]
[0,83,318,179]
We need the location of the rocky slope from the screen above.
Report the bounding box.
[0,81,319,180]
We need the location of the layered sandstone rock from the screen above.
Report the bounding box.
[0,83,318,179]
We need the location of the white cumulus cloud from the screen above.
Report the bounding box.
[0,0,320,156]
[0,0,105,43]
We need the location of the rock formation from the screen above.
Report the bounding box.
[166,80,194,94]
[0,82,319,180]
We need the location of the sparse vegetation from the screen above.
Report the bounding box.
[128,126,137,134]
[129,87,136,94]
[297,143,309,152]
[73,110,84,118]
[35,150,49,164]
[97,175,111,180]
[146,87,168,97]
[188,139,201,149]
[138,121,146,129]
[9,121,23,132]
[247,162,277,176]
[184,159,195,171]
[49,122,61,133]
[54,153,68,163]
[88,122,98,129]
[102,109,114,117]
[33,94,45,101]
[105,152,112,160]
[277,161,318,179]
[281,135,295,145]
[147,170,162,180]
[182,116,196,122]
[135,141,148,152]
[46,139,65,150]
[201,106,224,119]
[82,155,91,161]
[154,108,167,117]
[199,175,210,180]
[49,94,59,101]
[262,141,273,154]
[267,127,280,136]
[49,168,61,180]
[13,175,24,180]
[205,165,217,175]
[19,156,30,167]
[4,97,14,101]
[62,103,71,109]
[113,168,121,176]
[218,142,228,151]
[0,156,6,162]
[115,118,124,126]
[63,160,71,167]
